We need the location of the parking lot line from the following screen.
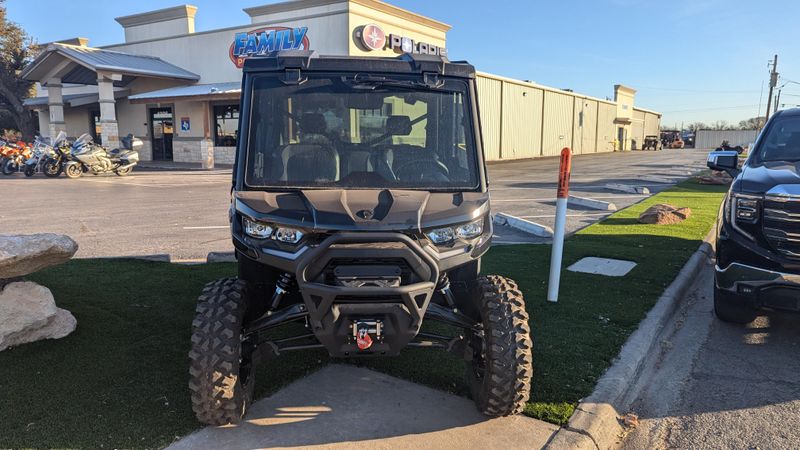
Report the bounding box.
[183,225,229,230]
[491,194,647,202]
[517,212,612,219]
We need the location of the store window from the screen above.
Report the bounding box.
[214,105,239,147]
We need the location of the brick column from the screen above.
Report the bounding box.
[97,73,120,148]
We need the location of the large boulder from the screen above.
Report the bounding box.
[0,281,77,351]
[0,234,78,279]
[638,204,692,225]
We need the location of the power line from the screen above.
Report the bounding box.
[662,104,761,113]
[635,85,761,94]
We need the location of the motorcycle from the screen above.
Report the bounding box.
[23,132,67,177]
[2,140,33,175]
[41,132,74,177]
[63,133,140,179]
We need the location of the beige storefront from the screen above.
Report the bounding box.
[22,0,660,166]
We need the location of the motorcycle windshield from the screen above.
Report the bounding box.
[72,133,94,153]
[53,131,67,146]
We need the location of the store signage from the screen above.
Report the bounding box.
[356,24,446,57]
[229,26,310,68]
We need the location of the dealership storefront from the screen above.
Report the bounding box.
[22,0,660,167]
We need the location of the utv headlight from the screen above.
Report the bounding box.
[243,217,273,239]
[733,194,760,224]
[275,227,304,244]
[426,218,484,244]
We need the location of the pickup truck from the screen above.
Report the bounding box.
[708,108,800,323]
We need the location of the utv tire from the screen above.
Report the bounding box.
[43,159,62,177]
[64,162,82,179]
[468,275,533,416]
[189,278,256,425]
[714,285,757,324]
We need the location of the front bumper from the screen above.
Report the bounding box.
[716,262,800,311]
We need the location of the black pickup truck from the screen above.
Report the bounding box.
[708,108,800,323]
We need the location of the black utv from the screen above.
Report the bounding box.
[189,52,533,425]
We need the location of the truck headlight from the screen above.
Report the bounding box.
[427,218,484,244]
[733,194,760,224]
[275,227,304,244]
[243,217,273,239]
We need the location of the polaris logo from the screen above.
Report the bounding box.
[356,24,447,57]
[230,27,310,68]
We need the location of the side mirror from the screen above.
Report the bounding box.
[707,150,740,177]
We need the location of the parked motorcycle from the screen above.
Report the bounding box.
[2,140,33,175]
[63,133,140,179]
[41,132,74,178]
[23,132,66,177]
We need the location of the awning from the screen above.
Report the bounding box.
[128,82,241,104]
[21,43,200,86]
[24,89,130,108]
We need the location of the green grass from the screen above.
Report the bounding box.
[0,180,726,449]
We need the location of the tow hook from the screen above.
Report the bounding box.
[353,320,382,351]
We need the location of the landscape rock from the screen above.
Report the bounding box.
[697,171,732,185]
[638,204,692,225]
[0,281,77,351]
[0,234,78,279]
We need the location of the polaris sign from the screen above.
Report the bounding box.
[356,24,446,57]
[230,27,310,68]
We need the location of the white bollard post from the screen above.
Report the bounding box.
[547,147,572,303]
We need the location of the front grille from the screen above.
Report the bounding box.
[763,195,800,259]
[323,258,413,285]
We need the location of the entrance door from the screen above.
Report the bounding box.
[617,127,626,151]
[150,107,174,161]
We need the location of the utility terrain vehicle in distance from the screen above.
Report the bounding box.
[189,52,533,425]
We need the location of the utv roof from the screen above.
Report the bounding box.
[242,51,475,79]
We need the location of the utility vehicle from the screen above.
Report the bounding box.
[189,52,533,425]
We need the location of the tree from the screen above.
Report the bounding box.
[686,122,708,132]
[737,116,766,130]
[0,0,38,140]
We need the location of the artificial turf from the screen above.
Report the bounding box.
[0,179,726,449]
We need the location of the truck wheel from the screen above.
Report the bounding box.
[714,286,757,324]
[467,275,533,416]
[189,278,256,425]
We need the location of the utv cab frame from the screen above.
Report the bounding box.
[189,52,533,425]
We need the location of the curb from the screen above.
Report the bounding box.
[82,254,171,263]
[568,195,617,211]
[493,213,554,238]
[206,251,236,263]
[605,183,650,195]
[545,228,716,450]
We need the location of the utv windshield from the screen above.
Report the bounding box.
[244,74,479,189]
[754,115,800,162]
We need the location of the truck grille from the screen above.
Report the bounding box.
[763,195,800,259]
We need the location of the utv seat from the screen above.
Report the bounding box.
[282,113,340,182]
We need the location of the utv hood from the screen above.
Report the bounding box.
[234,189,489,232]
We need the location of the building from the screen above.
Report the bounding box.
[22,0,661,167]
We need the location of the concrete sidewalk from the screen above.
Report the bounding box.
[169,365,558,450]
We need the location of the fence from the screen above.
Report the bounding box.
[695,129,759,149]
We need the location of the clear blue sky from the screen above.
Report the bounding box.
[7,0,800,127]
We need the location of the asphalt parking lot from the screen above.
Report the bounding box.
[0,148,709,260]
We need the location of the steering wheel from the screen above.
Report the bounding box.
[393,158,450,182]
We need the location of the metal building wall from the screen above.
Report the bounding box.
[501,83,543,159]
[573,99,598,154]
[597,103,617,153]
[631,110,645,150]
[695,129,759,149]
[475,76,502,161]
[475,72,659,161]
[542,91,574,156]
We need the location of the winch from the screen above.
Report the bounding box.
[352,319,382,350]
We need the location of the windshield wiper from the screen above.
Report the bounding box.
[341,74,445,90]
